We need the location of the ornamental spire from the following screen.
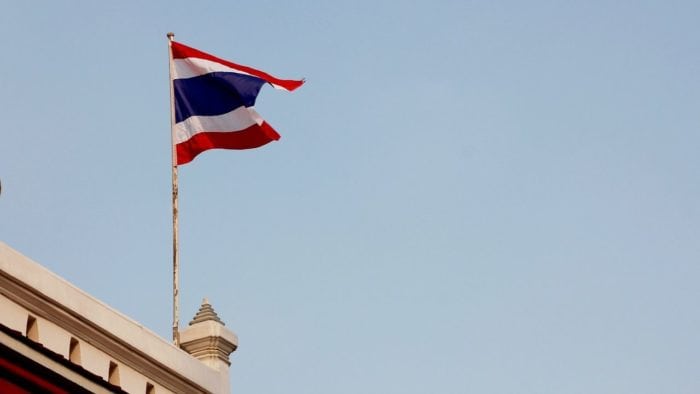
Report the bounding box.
[189,298,224,325]
[180,297,238,387]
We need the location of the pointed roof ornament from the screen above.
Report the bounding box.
[180,297,238,378]
[189,298,224,326]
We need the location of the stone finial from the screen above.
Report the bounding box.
[179,299,238,372]
[189,298,224,325]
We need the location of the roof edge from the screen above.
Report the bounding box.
[0,242,225,394]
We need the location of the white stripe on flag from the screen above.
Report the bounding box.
[173,106,263,144]
[173,57,293,90]
[173,57,254,80]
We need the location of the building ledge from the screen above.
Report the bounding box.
[0,242,227,394]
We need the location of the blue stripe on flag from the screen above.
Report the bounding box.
[174,72,266,123]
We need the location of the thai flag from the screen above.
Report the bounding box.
[170,41,304,165]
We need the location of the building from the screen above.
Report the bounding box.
[0,242,238,394]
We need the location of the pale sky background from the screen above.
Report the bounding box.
[2,1,700,393]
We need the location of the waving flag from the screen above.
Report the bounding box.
[170,41,304,165]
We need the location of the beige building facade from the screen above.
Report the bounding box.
[0,242,238,394]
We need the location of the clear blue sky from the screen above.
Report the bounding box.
[2,1,700,393]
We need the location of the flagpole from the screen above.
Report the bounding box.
[167,32,181,346]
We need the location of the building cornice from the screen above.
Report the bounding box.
[0,242,225,394]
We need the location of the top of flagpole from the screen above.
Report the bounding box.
[167,32,175,41]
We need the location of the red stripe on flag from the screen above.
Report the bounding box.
[171,41,304,92]
[175,123,281,165]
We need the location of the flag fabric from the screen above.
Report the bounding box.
[170,41,304,165]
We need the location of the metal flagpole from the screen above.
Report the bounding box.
[167,32,181,346]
